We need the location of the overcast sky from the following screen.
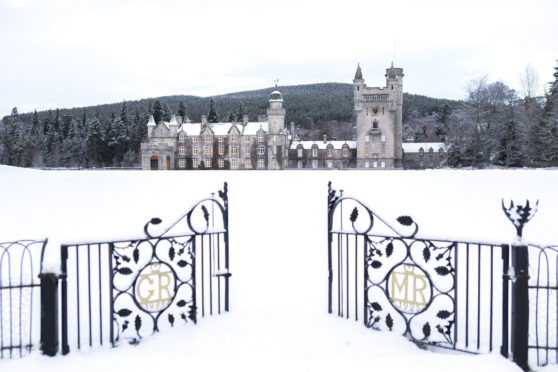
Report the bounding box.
[1,0,557,117]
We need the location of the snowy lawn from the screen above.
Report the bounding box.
[2,165,558,371]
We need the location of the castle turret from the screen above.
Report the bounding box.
[147,114,156,137]
[385,62,404,166]
[266,89,287,169]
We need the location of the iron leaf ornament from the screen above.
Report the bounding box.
[502,199,538,238]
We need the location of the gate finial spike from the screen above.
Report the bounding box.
[502,198,538,238]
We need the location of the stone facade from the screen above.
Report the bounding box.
[140,64,445,170]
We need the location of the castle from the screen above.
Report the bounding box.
[140,64,445,170]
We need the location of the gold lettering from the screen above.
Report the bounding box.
[388,264,430,313]
[135,263,175,312]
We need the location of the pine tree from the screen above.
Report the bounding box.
[86,116,104,167]
[153,100,164,123]
[236,103,246,122]
[207,98,219,123]
[228,112,235,122]
[177,101,187,119]
[533,60,558,165]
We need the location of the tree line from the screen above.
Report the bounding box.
[1,64,557,169]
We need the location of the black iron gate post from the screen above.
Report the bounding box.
[39,273,58,356]
[511,243,529,371]
[502,199,538,371]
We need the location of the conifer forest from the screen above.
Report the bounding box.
[1,61,557,168]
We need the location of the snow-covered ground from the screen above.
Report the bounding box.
[2,165,558,371]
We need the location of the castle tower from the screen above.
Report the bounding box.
[354,63,404,169]
[267,90,287,169]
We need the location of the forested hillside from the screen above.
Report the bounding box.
[3,62,557,169]
[0,83,458,168]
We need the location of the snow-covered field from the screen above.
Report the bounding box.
[2,165,558,371]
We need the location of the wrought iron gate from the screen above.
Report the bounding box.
[327,182,555,370]
[0,239,46,359]
[57,183,230,352]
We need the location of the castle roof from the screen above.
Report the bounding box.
[354,63,363,80]
[388,63,396,79]
[242,122,269,136]
[402,142,445,153]
[290,140,356,150]
[177,122,269,136]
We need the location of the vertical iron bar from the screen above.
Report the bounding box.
[75,245,81,350]
[217,233,221,315]
[346,233,349,319]
[87,245,92,347]
[339,233,343,317]
[477,244,481,351]
[108,243,114,347]
[327,226,333,314]
[201,235,205,317]
[337,233,341,316]
[60,245,69,355]
[501,244,509,359]
[453,242,459,349]
[209,234,213,316]
[489,245,494,352]
[466,243,470,348]
[18,253,23,357]
[39,272,58,356]
[191,237,197,323]
[545,251,550,366]
[363,235,368,327]
[98,244,103,346]
[354,234,358,322]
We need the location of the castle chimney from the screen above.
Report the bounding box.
[201,115,207,125]
[323,134,327,144]
[243,114,248,125]
[290,122,295,136]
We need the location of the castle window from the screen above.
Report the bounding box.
[219,159,224,168]
[365,161,369,168]
[150,156,158,170]
[343,147,349,157]
[231,135,238,142]
[297,161,302,169]
[257,145,265,155]
[381,135,386,143]
[192,137,198,143]
[372,161,377,168]
[381,145,386,155]
[312,160,318,169]
[312,146,318,157]
[365,148,370,156]
[258,132,265,142]
[297,147,303,158]
[231,145,239,155]
[245,158,251,167]
[381,161,385,168]
[373,120,378,129]
[204,146,212,156]
[193,146,198,156]
[204,134,211,142]
[193,159,198,168]
[245,147,250,155]
[179,145,186,155]
[327,161,332,168]
[179,133,186,143]
[327,147,333,157]
[218,136,224,142]
[245,136,250,143]
[439,148,444,157]
[365,135,370,142]
[257,158,265,168]
[179,158,186,168]
[219,145,224,155]
[231,158,238,168]
[205,158,212,168]
[273,158,277,168]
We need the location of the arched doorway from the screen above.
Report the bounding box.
[166,156,171,170]
[150,155,158,170]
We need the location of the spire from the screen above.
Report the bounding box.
[388,62,396,79]
[147,114,156,127]
[354,63,363,80]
